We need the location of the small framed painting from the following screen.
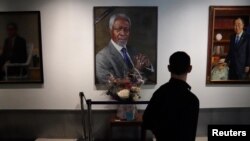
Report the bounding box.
[0,11,43,83]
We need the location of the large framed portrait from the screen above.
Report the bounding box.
[94,7,157,85]
[206,6,250,84]
[0,11,43,84]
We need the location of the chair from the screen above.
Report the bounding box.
[4,43,34,80]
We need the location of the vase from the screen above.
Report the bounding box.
[116,104,137,121]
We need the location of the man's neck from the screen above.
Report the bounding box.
[171,73,187,82]
[236,31,243,36]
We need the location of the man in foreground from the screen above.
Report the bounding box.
[143,51,199,141]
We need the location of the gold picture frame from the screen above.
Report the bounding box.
[207,6,250,84]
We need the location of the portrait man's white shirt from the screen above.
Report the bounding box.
[111,39,134,67]
[111,39,154,72]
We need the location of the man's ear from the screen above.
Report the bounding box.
[187,65,192,73]
[168,65,171,72]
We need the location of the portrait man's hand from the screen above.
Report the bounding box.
[134,53,152,71]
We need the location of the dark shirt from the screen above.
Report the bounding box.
[143,78,199,141]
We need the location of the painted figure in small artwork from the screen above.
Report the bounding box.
[0,23,27,80]
[95,13,154,84]
[226,18,250,80]
[211,58,229,80]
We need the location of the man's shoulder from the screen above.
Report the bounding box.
[155,82,170,92]
[151,82,170,98]
[167,79,199,104]
[97,46,109,54]
[98,41,117,53]
[190,91,199,101]
[244,32,250,39]
[96,44,113,56]
[185,90,199,107]
[154,80,184,93]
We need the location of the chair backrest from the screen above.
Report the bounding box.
[25,43,34,64]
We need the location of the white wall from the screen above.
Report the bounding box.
[0,0,250,109]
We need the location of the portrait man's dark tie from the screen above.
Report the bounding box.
[121,47,133,69]
[235,35,240,46]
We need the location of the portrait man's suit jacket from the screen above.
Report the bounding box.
[2,36,27,63]
[227,32,250,79]
[96,41,136,84]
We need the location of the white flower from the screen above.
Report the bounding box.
[137,78,144,85]
[117,89,130,99]
[131,86,141,93]
[133,94,140,101]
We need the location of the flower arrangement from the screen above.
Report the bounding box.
[106,69,144,102]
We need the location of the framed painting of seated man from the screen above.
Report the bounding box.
[0,11,43,83]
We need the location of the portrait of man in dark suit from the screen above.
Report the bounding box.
[94,7,157,84]
[226,18,250,80]
[0,23,27,80]
[0,12,43,83]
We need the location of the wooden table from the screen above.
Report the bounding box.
[109,113,145,141]
[85,100,149,141]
